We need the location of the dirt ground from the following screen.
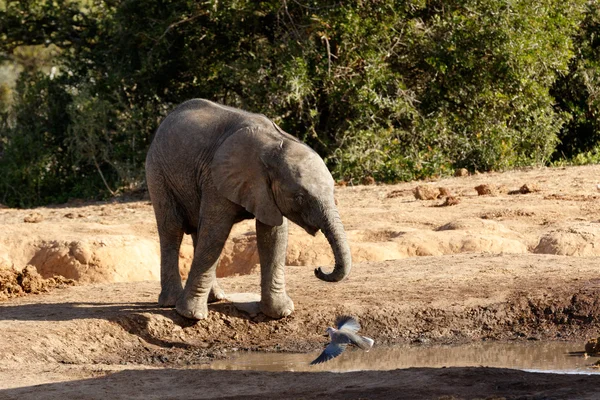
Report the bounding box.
[4,165,600,399]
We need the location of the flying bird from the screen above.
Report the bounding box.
[310,315,374,365]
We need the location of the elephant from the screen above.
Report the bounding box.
[145,99,352,320]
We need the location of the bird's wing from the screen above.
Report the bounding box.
[310,342,347,365]
[341,331,375,351]
[335,315,361,332]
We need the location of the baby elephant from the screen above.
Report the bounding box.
[145,99,352,320]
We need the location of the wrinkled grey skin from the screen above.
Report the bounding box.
[145,99,352,320]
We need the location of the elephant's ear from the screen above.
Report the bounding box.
[211,127,284,227]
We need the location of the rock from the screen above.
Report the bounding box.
[439,196,460,207]
[0,265,24,300]
[18,265,47,293]
[474,184,497,196]
[386,190,408,199]
[454,168,469,177]
[24,212,44,223]
[519,183,540,194]
[0,264,74,301]
[414,185,439,200]
[585,337,600,355]
[509,183,541,195]
[361,176,376,185]
[438,187,453,197]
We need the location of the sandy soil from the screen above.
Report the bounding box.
[3,165,600,398]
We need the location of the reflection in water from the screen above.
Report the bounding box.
[207,342,600,374]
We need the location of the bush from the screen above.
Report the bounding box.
[551,1,600,160]
[0,0,596,206]
[0,71,76,206]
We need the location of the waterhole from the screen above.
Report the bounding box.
[207,342,600,374]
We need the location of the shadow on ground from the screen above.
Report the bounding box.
[0,298,258,323]
[1,367,600,400]
[0,300,260,351]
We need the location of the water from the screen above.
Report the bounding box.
[207,342,600,374]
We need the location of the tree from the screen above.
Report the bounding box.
[0,0,594,206]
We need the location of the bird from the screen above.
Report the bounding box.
[310,315,374,365]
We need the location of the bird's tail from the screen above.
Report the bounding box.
[358,335,375,351]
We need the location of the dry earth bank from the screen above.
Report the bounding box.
[2,165,600,283]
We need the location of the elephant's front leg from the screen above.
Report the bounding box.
[176,210,234,320]
[191,232,225,303]
[257,218,294,318]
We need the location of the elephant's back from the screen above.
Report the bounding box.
[149,99,273,157]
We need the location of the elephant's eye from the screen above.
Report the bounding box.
[294,194,304,205]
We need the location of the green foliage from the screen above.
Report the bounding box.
[0,0,597,206]
[552,1,600,160]
[405,0,584,172]
[552,146,600,167]
[0,71,82,206]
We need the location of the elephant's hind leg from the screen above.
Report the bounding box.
[191,232,225,303]
[208,280,225,303]
[157,227,184,307]
[148,172,185,307]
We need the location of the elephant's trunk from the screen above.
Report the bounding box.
[314,206,352,282]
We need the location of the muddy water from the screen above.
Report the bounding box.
[207,342,600,374]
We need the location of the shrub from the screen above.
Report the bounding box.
[0,0,595,206]
[551,1,600,160]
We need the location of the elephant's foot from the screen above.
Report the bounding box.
[158,283,184,308]
[176,294,208,320]
[207,280,225,303]
[260,292,294,319]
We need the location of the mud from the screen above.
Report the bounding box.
[0,264,74,301]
